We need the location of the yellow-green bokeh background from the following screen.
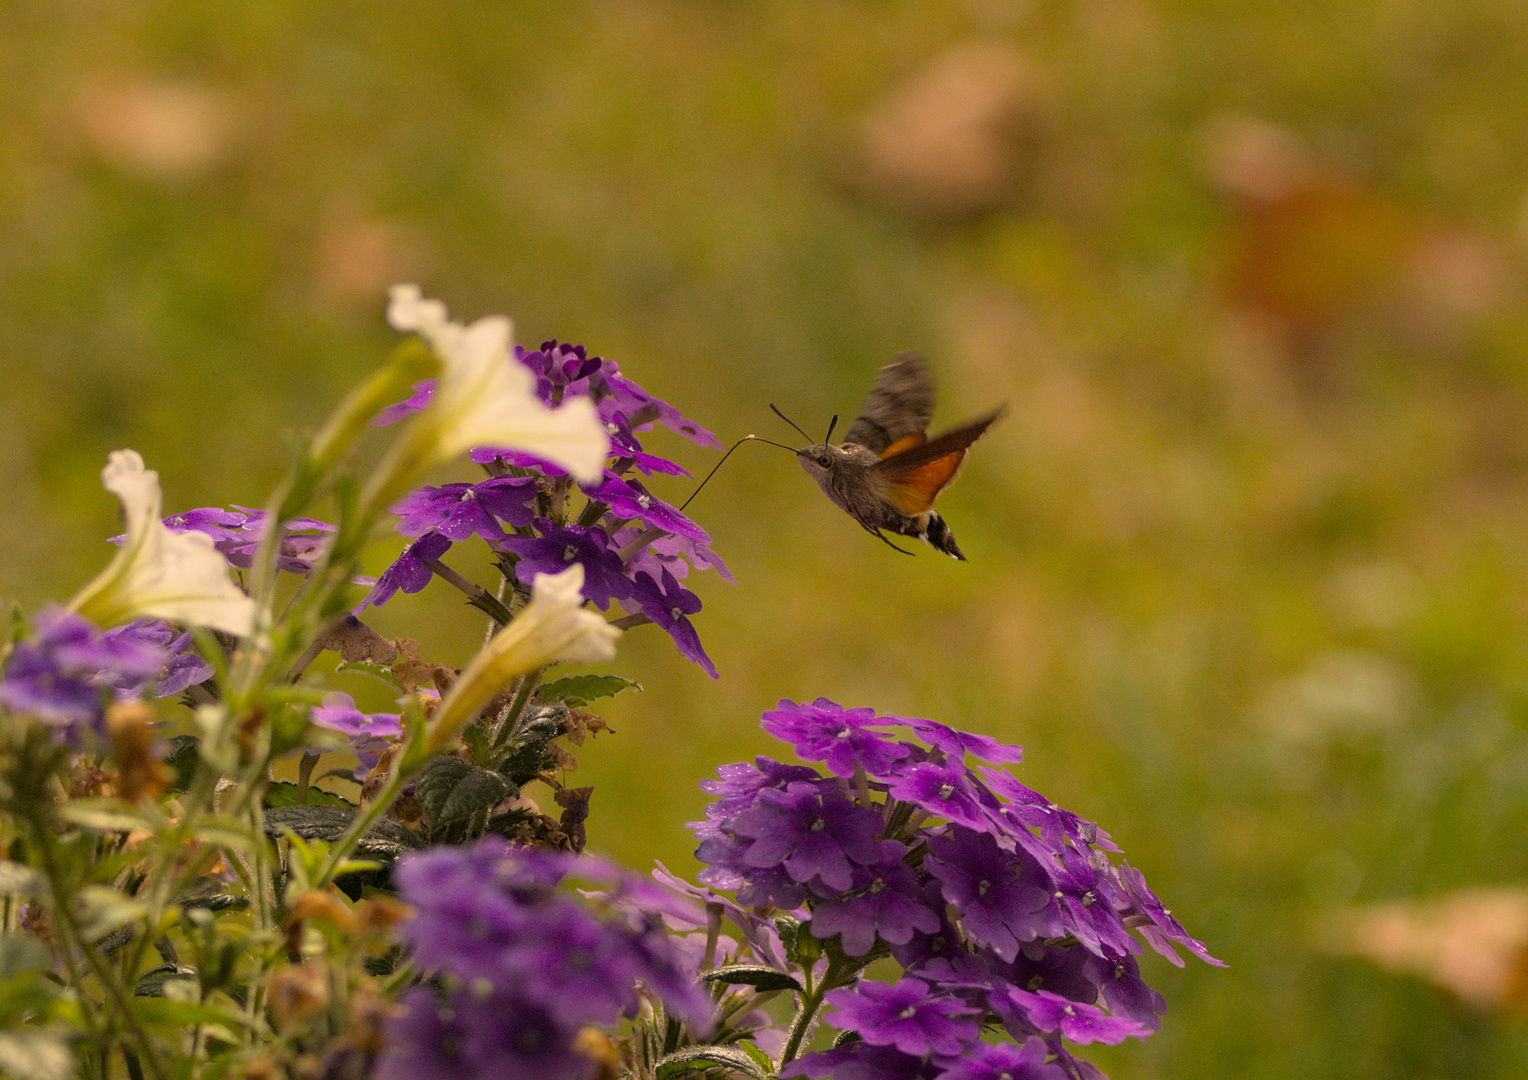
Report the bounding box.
[7,2,1528,1076]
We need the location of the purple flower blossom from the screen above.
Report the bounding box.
[582,473,708,544]
[1052,848,1137,959]
[991,986,1151,1046]
[596,361,723,450]
[825,978,981,1057]
[729,781,883,895]
[468,446,568,475]
[0,608,168,733]
[614,525,733,586]
[979,768,1118,854]
[626,568,715,677]
[649,863,793,971]
[886,756,999,833]
[596,399,689,477]
[1115,863,1224,967]
[898,717,1025,765]
[517,341,603,404]
[807,839,941,956]
[1082,951,1167,1030]
[782,1043,936,1080]
[924,828,1061,962]
[375,985,589,1080]
[498,521,630,610]
[99,619,215,698]
[392,477,539,540]
[309,691,402,777]
[357,532,453,610]
[221,508,336,575]
[693,756,824,834]
[760,698,911,779]
[889,879,971,975]
[933,1037,1068,1080]
[392,839,708,1045]
[160,507,249,544]
[373,380,434,426]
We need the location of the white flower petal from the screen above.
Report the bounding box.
[383,285,609,485]
[71,451,259,637]
[427,565,619,750]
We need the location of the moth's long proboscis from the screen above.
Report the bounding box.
[678,434,797,513]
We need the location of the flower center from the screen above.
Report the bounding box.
[562,545,578,562]
[938,783,955,800]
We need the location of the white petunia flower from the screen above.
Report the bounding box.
[427,564,619,751]
[377,285,609,494]
[70,451,259,637]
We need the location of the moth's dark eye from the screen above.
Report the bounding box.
[816,454,831,467]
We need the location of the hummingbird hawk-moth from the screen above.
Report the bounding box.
[792,354,1004,561]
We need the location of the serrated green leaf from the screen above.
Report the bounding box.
[0,1030,75,1080]
[702,963,803,993]
[737,1041,774,1071]
[264,781,357,810]
[655,1044,770,1080]
[538,674,640,707]
[415,756,511,826]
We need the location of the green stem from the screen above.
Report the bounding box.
[489,666,544,755]
[425,558,513,625]
[777,982,826,1067]
[33,821,168,1080]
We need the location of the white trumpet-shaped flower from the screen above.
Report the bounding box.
[70,451,259,637]
[427,564,619,751]
[379,285,609,493]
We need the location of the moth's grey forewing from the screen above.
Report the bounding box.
[840,352,935,453]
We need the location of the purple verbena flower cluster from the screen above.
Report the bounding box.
[691,698,1222,1080]
[376,837,713,1080]
[0,609,213,736]
[366,339,729,677]
[131,506,337,576]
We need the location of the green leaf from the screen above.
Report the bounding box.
[415,756,513,826]
[265,781,357,810]
[55,802,154,834]
[133,995,254,1030]
[701,963,803,993]
[262,805,424,862]
[0,1031,75,1080]
[655,1045,770,1080]
[134,965,197,998]
[73,886,149,945]
[537,674,640,707]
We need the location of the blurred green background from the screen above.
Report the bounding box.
[7,1,1528,1076]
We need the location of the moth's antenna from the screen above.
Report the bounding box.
[824,413,839,444]
[769,403,816,444]
[678,435,798,512]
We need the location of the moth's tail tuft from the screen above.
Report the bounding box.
[923,512,966,561]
